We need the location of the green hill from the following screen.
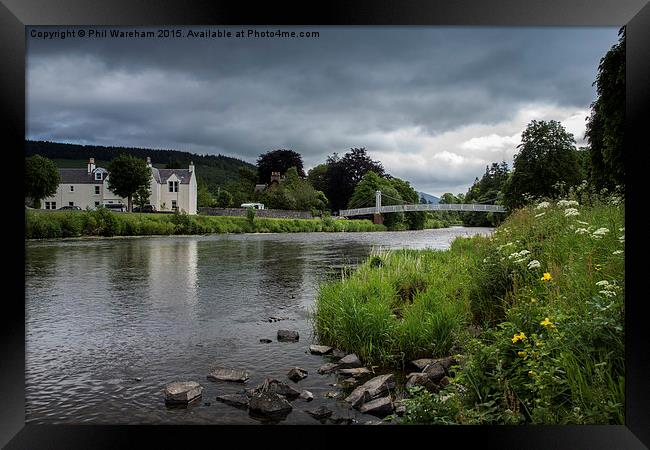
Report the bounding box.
[25,140,256,194]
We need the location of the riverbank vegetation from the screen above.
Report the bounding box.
[25,209,385,239]
[313,191,624,424]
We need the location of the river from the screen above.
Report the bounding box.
[25,227,493,424]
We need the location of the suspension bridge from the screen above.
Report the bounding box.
[339,191,507,224]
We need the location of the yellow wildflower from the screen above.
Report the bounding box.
[517,351,527,358]
[540,317,553,327]
[595,264,602,272]
[540,272,552,281]
[511,332,527,343]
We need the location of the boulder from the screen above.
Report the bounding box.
[345,374,395,409]
[305,406,333,420]
[359,396,393,417]
[251,378,301,400]
[216,393,250,409]
[317,362,340,374]
[299,390,314,402]
[338,367,371,377]
[309,344,333,355]
[394,400,406,417]
[409,358,435,371]
[277,330,299,342]
[207,368,250,383]
[249,392,293,416]
[422,362,446,382]
[340,377,359,389]
[287,367,308,382]
[331,349,347,359]
[338,353,362,368]
[164,381,203,405]
[405,373,438,392]
[410,356,456,373]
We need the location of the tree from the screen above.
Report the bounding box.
[347,171,405,229]
[504,120,583,209]
[307,164,329,192]
[165,159,182,169]
[214,189,233,208]
[585,27,625,190]
[107,155,152,212]
[197,178,215,207]
[25,154,60,208]
[133,183,152,210]
[261,167,328,211]
[324,148,385,211]
[257,149,305,183]
[389,177,426,230]
[463,161,510,226]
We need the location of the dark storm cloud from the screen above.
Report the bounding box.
[26,26,619,195]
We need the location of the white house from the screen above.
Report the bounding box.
[41,157,198,214]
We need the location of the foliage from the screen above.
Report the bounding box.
[25,209,384,238]
[225,167,259,206]
[107,155,152,212]
[347,171,405,230]
[324,148,385,212]
[389,177,426,230]
[396,195,624,425]
[133,183,152,210]
[256,149,305,183]
[261,167,328,211]
[504,120,583,210]
[307,164,329,193]
[197,179,216,207]
[585,27,625,190]
[25,155,60,207]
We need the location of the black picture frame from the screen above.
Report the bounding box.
[3,1,649,448]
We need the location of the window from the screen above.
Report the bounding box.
[70,185,74,192]
[69,202,74,206]
[95,172,103,180]
[45,201,56,210]
[95,186,100,195]
[95,201,100,207]
[168,181,179,192]
[172,200,178,210]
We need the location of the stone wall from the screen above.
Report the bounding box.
[198,207,315,219]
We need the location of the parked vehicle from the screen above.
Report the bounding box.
[133,204,156,213]
[58,205,82,210]
[241,202,265,210]
[102,203,126,212]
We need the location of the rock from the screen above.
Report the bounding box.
[338,367,371,377]
[410,358,435,371]
[345,374,395,409]
[338,353,362,368]
[309,344,333,355]
[410,356,456,373]
[364,420,384,425]
[324,391,338,398]
[259,338,272,344]
[340,377,359,389]
[394,401,406,416]
[317,362,340,374]
[207,367,250,383]
[249,392,293,416]
[405,373,438,392]
[268,316,289,323]
[299,390,314,401]
[251,378,301,400]
[287,367,308,382]
[422,362,446,382]
[164,381,203,405]
[134,377,143,382]
[359,396,393,417]
[277,329,299,342]
[305,406,333,420]
[331,349,347,359]
[216,393,250,409]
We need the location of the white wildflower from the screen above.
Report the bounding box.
[528,260,541,270]
[535,212,546,218]
[558,200,579,207]
[612,250,623,255]
[599,290,616,298]
[575,228,590,235]
[536,201,550,209]
[618,234,625,243]
[577,220,589,225]
[618,227,625,232]
[595,280,610,287]
[591,228,610,239]
[564,208,580,217]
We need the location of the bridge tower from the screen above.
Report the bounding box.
[373,190,383,225]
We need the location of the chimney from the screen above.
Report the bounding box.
[87,157,95,173]
[146,156,152,168]
[188,161,194,172]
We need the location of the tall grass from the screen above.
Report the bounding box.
[314,193,625,424]
[25,209,386,239]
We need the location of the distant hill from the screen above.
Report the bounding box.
[418,192,440,204]
[25,140,256,193]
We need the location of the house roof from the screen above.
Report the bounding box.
[58,168,102,184]
[157,169,193,184]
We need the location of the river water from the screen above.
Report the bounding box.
[25,227,492,425]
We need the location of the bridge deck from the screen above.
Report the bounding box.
[339,203,507,216]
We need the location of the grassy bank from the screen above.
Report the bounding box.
[313,194,624,424]
[25,209,385,239]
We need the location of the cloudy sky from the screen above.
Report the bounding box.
[27,26,619,196]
